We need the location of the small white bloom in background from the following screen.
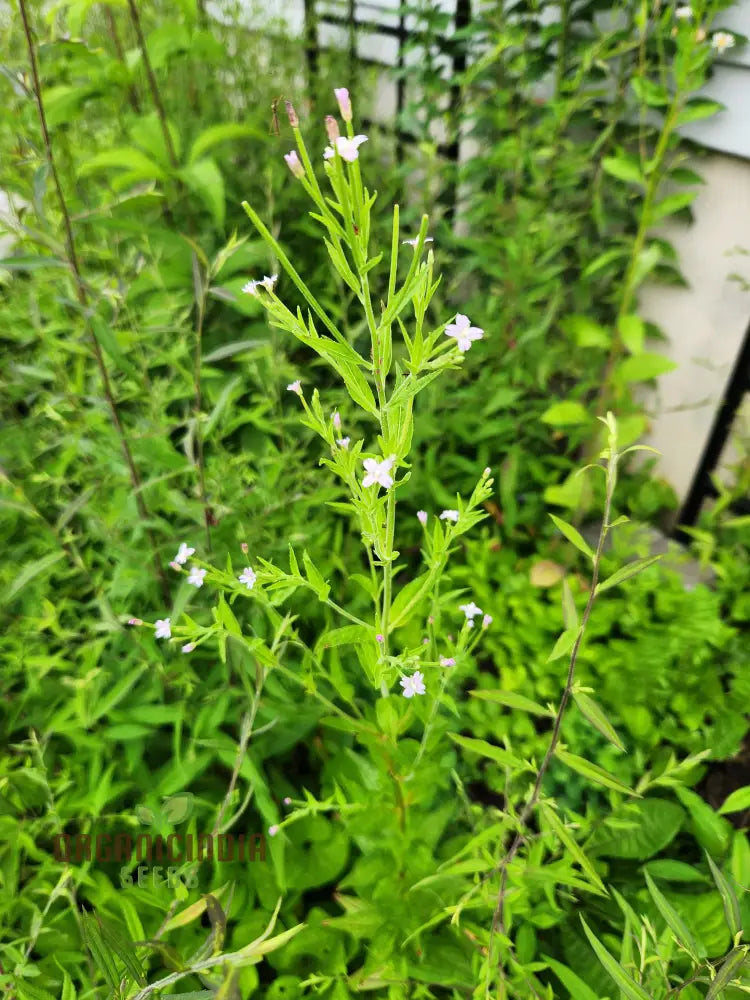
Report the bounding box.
[482,613,493,628]
[417,510,428,525]
[287,380,302,394]
[711,30,735,51]
[336,437,350,449]
[440,656,456,667]
[460,601,483,621]
[268,824,280,837]
[283,796,292,806]
[174,543,195,565]
[362,455,395,489]
[334,86,352,121]
[332,411,342,432]
[127,617,143,626]
[445,313,484,353]
[182,643,195,653]
[239,567,257,590]
[284,150,305,178]
[402,236,434,247]
[675,4,692,16]
[155,618,171,639]
[440,509,459,522]
[187,567,207,588]
[324,135,368,163]
[400,671,426,698]
[242,280,259,296]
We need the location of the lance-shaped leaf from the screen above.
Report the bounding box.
[573,690,626,752]
[540,802,607,895]
[581,916,652,1000]
[705,852,742,938]
[549,513,594,560]
[470,689,554,717]
[705,946,750,999]
[644,871,705,960]
[595,555,661,594]
[556,749,640,797]
[449,734,530,771]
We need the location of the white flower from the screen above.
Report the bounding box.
[400,670,426,698]
[362,455,395,490]
[239,567,257,589]
[337,437,351,449]
[155,618,171,639]
[417,510,428,525]
[242,280,259,296]
[460,601,483,621]
[445,313,484,353]
[187,567,207,588]
[174,543,195,565]
[287,380,302,394]
[711,30,735,51]
[324,134,368,163]
[440,509,459,522]
[261,274,278,291]
[675,4,692,16]
[402,236,434,247]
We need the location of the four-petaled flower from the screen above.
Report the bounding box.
[440,656,456,667]
[287,380,302,394]
[400,671,426,698]
[155,618,171,639]
[174,543,195,565]
[187,567,207,588]
[445,314,484,353]
[417,510,428,525]
[324,135,368,163]
[440,509,459,522]
[334,87,352,121]
[402,236,434,247]
[239,567,257,590]
[362,455,395,490]
[337,437,350,449]
[460,601,483,621]
[711,30,735,51]
[284,151,305,178]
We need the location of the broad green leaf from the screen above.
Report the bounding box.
[180,158,226,229]
[617,314,645,354]
[615,352,676,383]
[189,123,264,163]
[573,690,626,751]
[645,871,705,959]
[549,513,594,559]
[389,572,432,629]
[449,734,528,771]
[78,147,167,181]
[677,99,724,126]
[644,859,707,883]
[631,76,669,107]
[602,156,643,186]
[593,799,684,860]
[559,314,610,348]
[595,555,661,594]
[717,786,750,815]
[580,916,652,1000]
[556,749,639,796]
[469,689,554,717]
[561,578,578,630]
[541,401,591,427]
[675,787,732,857]
[650,191,696,222]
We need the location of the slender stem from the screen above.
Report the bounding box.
[488,454,616,974]
[104,6,141,113]
[126,0,179,170]
[193,259,212,551]
[18,0,169,604]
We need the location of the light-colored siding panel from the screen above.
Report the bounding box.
[680,63,750,159]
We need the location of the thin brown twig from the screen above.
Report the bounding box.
[488,453,615,977]
[125,0,179,170]
[18,0,169,604]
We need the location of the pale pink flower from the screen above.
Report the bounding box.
[362,455,395,490]
[127,618,143,626]
[332,411,342,432]
[445,313,484,352]
[440,509,459,522]
[155,618,171,639]
[336,437,350,449]
[182,643,195,653]
[460,601,483,621]
[324,135,368,163]
[283,796,292,806]
[482,614,493,628]
[174,543,195,565]
[400,671,426,698]
[239,567,257,590]
[417,510,428,525]
[268,824,280,837]
[169,561,182,572]
[287,380,302,394]
[284,151,305,178]
[325,115,340,142]
[187,567,207,588]
[440,656,456,667]
[334,87,352,121]
[376,633,384,643]
[241,542,249,554]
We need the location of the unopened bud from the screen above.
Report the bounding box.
[325,115,340,142]
[333,87,352,122]
[241,542,249,554]
[283,150,305,179]
[285,100,299,127]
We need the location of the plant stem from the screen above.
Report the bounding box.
[488,450,616,974]
[126,0,179,170]
[18,0,169,604]
[193,257,212,551]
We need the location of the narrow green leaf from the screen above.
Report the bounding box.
[573,690,626,752]
[595,555,661,594]
[302,550,330,601]
[705,852,742,938]
[549,513,594,559]
[469,689,554,717]
[717,786,750,816]
[540,803,607,895]
[449,734,529,771]
[542,955,600,1000]
[580,916,652,1000]
[705,946,749,1000]
[556,749,640,797]
[547,627,578,662]
[644,871,704,960]
[5,551,66,603]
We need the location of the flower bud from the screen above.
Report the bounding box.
[283,150,305,179]
[285,100,299,127]
[333,88,352,122]
[325,115,340,142]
